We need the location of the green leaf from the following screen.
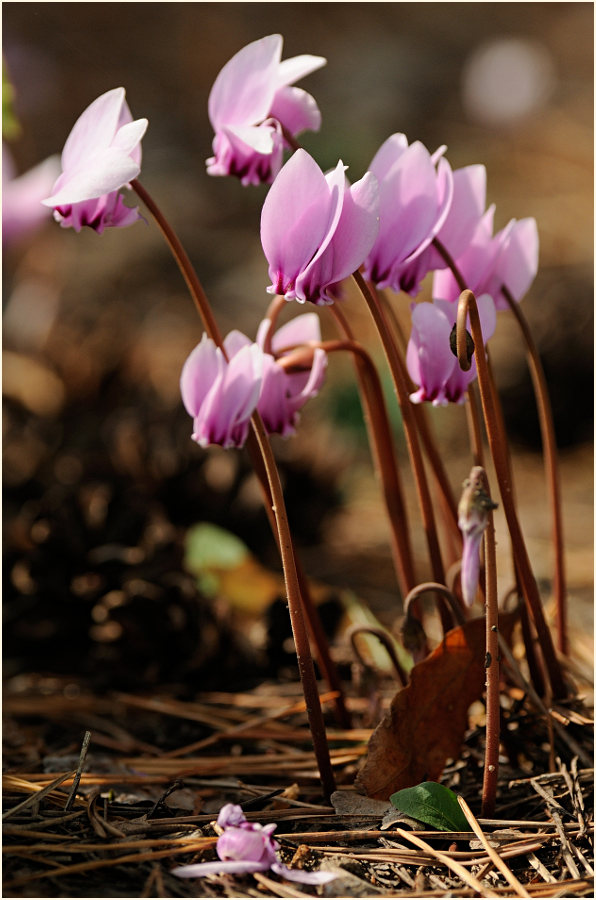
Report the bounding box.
[184,522,249,573]
[390,781,470,832]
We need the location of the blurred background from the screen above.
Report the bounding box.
[3,3,593,688]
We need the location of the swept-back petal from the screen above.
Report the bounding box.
[321,170,380,283]
[173,860,267,878]
[270,861,337,884]
[269,86,322,135]
[368,133,409,182]
[275,53,326,87]
[208,34,282,129]
[406,302,455,405]
[490,217,538,306]
[261,149,332,294]
[272,312,322,352]
[61,87,126,172]
[43,148,141,205]
[180,335,224,418]
[111,117,148,156]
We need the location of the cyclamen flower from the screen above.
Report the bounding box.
[172,803,335,884]
[3,144,60,245]
[42,87,147,233]
[398,164,487,296]
[207,34,326,186]
[362,133,454,295]
[180,334,263,449]
[229,313,327,437]
[406,294,496,406]
[458,467,498,607]
[261,148,379,306]
[433,206,539,310]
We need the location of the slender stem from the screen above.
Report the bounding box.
[403,581,466,627]
[465,383,485,468]
[132,179,223,345]
[456,291,566,698]
[501,286,567,656]
[132,179,346,758]
[374,291,461,541]
[351,271,452,633]
[249,413,336,798]
[477,469,499,818]
[432,236,567,657]
[349,625,408,686]
[321,323,417,597]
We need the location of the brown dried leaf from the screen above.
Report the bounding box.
[355,612,517,800]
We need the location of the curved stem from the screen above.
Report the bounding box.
[132,179,347,751]
[249,413,336,797]
[432,237,567,657]
[456,290,566,698]
[351,271,452,633]
[348,625,408,686]
[501,286,567,656]
[403,581,466,628]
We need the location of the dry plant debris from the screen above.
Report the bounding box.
[2,676,593,898]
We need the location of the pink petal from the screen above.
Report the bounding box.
[208,34,282,130]
[270,862,337,884]
[271,312,322,352]
[320,170,380,283]
[43,147,141,206]
[111,117,148,157]
[61,87,126,172]
[261,149,332,295]
[180,335,224,418]
[173,860,267,878]
[406,302,455,405]
[275,53,327,88]
[368,133,410,182]
[269,85,321,135]
[491,217,538,307]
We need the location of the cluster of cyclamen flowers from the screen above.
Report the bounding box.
[34,32,538,442]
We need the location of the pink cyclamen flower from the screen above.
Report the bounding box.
[406,294,496,406]
[2,144,61,245]
[172,803,336,883]
[42,87,147,233]
[207,34,326,186]
[180,334,263,449]
[458,467,498,607]
[433,206,539,310]
[362,133,454,296]
[224,313,327,437]
[261,148,379,306]
[398,164,487,296]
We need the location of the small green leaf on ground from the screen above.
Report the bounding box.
[390,781,470,832]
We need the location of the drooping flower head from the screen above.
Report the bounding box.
[398,164,487,295]
[362,133,454,295]
[3,144,60,245]
[42,87,147,233]
[433,206,539,309]
[172,803,335,883]
[222,313,327,437]
[261,148,379,305]
[207,34,326,186]
[458,466,498,607]
[406,294,496,406]
[180,334,263,449]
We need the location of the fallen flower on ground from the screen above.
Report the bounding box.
[172,803,336,883]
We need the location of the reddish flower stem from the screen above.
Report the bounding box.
[432,236,567,656]
[132,179,342,781]
[501,285,567,656]
[475,468,500,818]
[325,310,417,597]
[351,271,452,634]
[455,290,566,699]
